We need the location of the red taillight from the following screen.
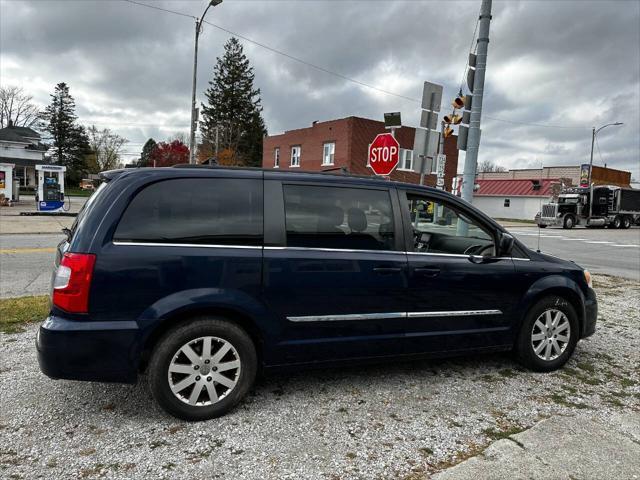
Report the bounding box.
[52,253,96,313]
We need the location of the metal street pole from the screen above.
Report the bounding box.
[459,0,492,206]
[588,122,623,184]
[419,92,435,185]
[189,0,223,165]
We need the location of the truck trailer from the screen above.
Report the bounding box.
[537,185,640,229]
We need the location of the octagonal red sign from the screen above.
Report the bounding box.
[368,133,400,176]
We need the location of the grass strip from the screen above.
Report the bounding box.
[0,295,49,334]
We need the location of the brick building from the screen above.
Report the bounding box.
[262,116,459,191]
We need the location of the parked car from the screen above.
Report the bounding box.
[79,179,96,191]
[37,166,598,420]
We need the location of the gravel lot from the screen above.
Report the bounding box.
[1,275,638,479]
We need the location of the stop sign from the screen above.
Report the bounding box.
[368,133,400,176]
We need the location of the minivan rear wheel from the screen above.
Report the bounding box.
[515,295,579,372]
[148,317,257,421]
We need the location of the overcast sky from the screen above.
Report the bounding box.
[1,0,638,178]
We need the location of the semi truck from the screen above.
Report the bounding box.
[537,185,640,229]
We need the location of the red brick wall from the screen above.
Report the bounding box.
[262,116,459,191]
[262,118,351,171]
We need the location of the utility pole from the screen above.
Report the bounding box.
[459,0,492,206]
[189,0,223,165]
[588,127,595,185]
[189,20,201,165]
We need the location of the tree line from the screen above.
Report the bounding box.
[1,37,267,186]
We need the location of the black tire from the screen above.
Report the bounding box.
[612,216,622,229]
[562,215,575,229]
[538,225,547,229]
[622,216,631,229]
[515,295,579,372]
[148,317,257,421]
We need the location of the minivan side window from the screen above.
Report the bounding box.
[283,185,395,251]
[114,178,263,246]
[406,194,496,256]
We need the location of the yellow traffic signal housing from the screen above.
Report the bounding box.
[443,126,454,138]
[444,114,463,125]
[452,95,466,109]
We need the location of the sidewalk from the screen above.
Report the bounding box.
[432,414,640,480]
[0,196,86,234]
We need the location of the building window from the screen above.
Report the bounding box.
[274,148,280,168]
[322,142,335,166]
[399,149,413,171]
[504,198,510,207]
[290,146,301,167]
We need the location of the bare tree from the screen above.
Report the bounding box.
[478,160,507,173]
[0,86,42,129]
[87,125,128,171]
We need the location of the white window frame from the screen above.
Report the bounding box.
[290,146,301,167]
[274,147,280,168]
[398,148,414,171]
[322,142,335,166]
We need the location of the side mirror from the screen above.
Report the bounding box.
[499,232,515,257]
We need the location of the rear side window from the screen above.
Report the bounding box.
[114,178,263,246]
[283,184,395,251]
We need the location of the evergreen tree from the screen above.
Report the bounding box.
[200,37,267,167]
[42,83,90,185]
[138,138,158,167]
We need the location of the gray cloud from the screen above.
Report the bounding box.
[1,0,638,177]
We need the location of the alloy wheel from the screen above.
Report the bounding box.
[531,309,571,361]
[167,336,241,406]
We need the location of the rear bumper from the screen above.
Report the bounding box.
[582,288,598,338]
[36,316,139,384]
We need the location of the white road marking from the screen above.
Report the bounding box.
[612,244,640,248]
[584,241,613,244]
[560,238,588,241]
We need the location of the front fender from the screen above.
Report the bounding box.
[517,274,586,334]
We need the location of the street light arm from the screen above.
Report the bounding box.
[595,122,623,135]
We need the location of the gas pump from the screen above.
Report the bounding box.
[35,165,66,213]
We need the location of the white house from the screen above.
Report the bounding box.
[470,178,559,221]
[0,121,49,188]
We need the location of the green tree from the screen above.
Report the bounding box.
[200,37,267,167]
[42,83,90,186]
[138,138,158,167]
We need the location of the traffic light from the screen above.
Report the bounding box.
[443,113,463,125]
[451,95,466,110]
[443,126,454,138]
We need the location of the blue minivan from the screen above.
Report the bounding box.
[37,166,597,420]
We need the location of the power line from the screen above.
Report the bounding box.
[202,19,420,103]
[122,0,590,131]
[459,3,481,94]
[122,0,195,20]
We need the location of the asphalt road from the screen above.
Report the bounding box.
[0,228,638,299]
[0,233,61,298]
[507,226,640,281]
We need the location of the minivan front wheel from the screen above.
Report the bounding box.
[148,318,257,421]
[515,295,579,372]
